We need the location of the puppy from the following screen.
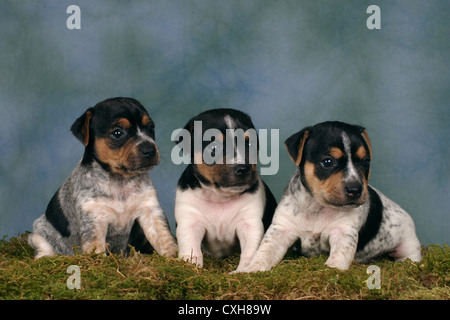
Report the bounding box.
[240,121,421,271]
[28,97,177,259]
[174,108,276,272]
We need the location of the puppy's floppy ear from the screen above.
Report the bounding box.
[71,108,94,146]
[355,126,372,160]
[285,127,311,167]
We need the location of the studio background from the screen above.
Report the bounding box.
[1,0,448,245]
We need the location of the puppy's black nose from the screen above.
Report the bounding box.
[345,183,363,198]
[139,142,156,158]
[234,165,251,177]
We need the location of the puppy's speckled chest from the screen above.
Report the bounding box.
[80,175,157,231]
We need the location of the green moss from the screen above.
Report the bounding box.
[0,233,448,300]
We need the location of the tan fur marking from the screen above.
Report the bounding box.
[355,145,367,160]
[290,131,309,166]
[329,147,344,159]
[95,137,138,175]
[361,129,372,160]
[81,111,93,146]
[116,117,131,129]
[304,161,351,206]
[322,171,345,202]
[142,115,150,126]
[357,134,372,180]
[304,161,320,195]
[196,163,223,184]
[95,138,121,162]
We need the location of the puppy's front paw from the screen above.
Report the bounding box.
[82,241,106,255]
[325,256,351,270]
[230,262,270,274]
[160,240,178,258]
[180,254,203,268]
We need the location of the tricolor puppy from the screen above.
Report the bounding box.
[240,121,421,271]
[28,97,177,259]
[174,108,276,272]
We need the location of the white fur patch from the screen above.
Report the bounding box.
[341,132,359,182]
[175,178,267,272]
[137,127,156,145]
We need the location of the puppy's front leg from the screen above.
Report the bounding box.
[80,201,111,254]
[237,216,298,273]
[324,228,358,270]
[80,221,108,254]
[233,219,265,273]
[176,222,206,267]
[137,201,178,257]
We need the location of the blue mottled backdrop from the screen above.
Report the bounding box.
[0,0,448,245]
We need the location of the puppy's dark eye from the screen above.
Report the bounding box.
[320,157,335,168]
[111,128,125,139]
[208,142,221,157]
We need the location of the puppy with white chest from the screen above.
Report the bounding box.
[174,108,276,272]
[28,97,178,259]
[240,121,421,271]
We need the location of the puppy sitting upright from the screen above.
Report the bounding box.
[174,108,276,272]
[240,121,421,271]
[28,97,177,259]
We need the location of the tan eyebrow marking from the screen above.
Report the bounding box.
[329,147,344,159]
[355,145,367,160]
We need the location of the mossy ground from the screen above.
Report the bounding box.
[0,233,448,300]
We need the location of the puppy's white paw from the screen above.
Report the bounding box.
[325,256,351,270]
[229,262,270,274]
[180,254,204,268]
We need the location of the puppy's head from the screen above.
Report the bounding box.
[285,121,372,208]
[71,97,160,177]
[180,108,259,193]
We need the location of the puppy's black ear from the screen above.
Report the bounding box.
[285,127,311,167]
[71,108,94,146]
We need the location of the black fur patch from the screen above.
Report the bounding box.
[127,220,154,254]
[178,166,203,190]
[357,186,383,251]
[262,181,277,231]
[45,190,71,237]
[178,164,262,197]
[244,180,260,195]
